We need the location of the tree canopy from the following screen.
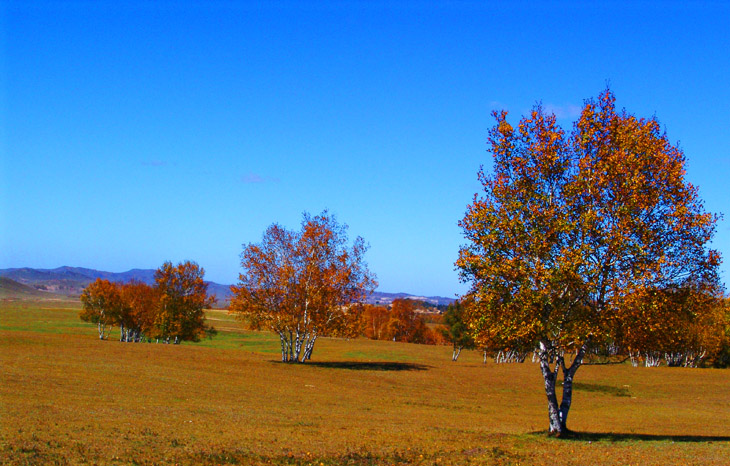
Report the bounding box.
[439,300,475,361]
[80,278,124,340]
[154,261,216,344]
[386,299,431,344]
[457,89,722,435]
[359,300,443,345]
[230,211,376,363]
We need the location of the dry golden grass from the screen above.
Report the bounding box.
[1,300,729,465]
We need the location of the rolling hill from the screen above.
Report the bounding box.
[0,267,155,296]
[0,267,455,306]
[0,277,59,300]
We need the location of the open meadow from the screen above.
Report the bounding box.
[1,299,729,465]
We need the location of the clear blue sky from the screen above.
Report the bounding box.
[1,1,728,297]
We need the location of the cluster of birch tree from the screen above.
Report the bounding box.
[439,293,730,368]
[80,261,215,344]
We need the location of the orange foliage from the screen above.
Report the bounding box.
[153,261,216,343]
[118,280,159,342]
[79,278,123,340]
[618,283,727,366]
[361,304,390,340]
[359,299,444,345]
[79,262,216,344]
[457,88,722,434]
[386,299,430,344]
[230,211,376,362]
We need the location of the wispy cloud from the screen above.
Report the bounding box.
[141,160,167,167]
[488,101,582,120]
[543,103,582,120]
[488,101,509,112]
[241,173,279,184]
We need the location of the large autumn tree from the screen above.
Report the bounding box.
[457,89,721,436]
[230,211,376,363]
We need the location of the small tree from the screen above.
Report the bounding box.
[439,300,475,361]
[712,296,730,368]
[153,261,216,344]
[619,281,726,367]
[457,89,721,435]
[361,304,390,340]
[230,211,376,362]
[80,278,123,340]
[118,280,159,342]
[386,299,430,344]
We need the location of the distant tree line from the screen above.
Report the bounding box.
[359,299,446,345]
[434,293,730,368]
[80,261,215,344]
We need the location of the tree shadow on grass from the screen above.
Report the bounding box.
[530,431,730,443]
[562,382,631,397]
[268,360,431,371]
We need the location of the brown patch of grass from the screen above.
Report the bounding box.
[1,301,729,465]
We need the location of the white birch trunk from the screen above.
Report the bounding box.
[644,352,662,367]
[538,339,591,436]
[303,334,318,361]
[538,342,563,434]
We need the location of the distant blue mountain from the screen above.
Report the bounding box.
[0,266,155,283]
[0,266,160,295]
[366,291,455,306]
[0,266,455,306]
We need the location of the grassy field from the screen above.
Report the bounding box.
[1,300,729,465]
